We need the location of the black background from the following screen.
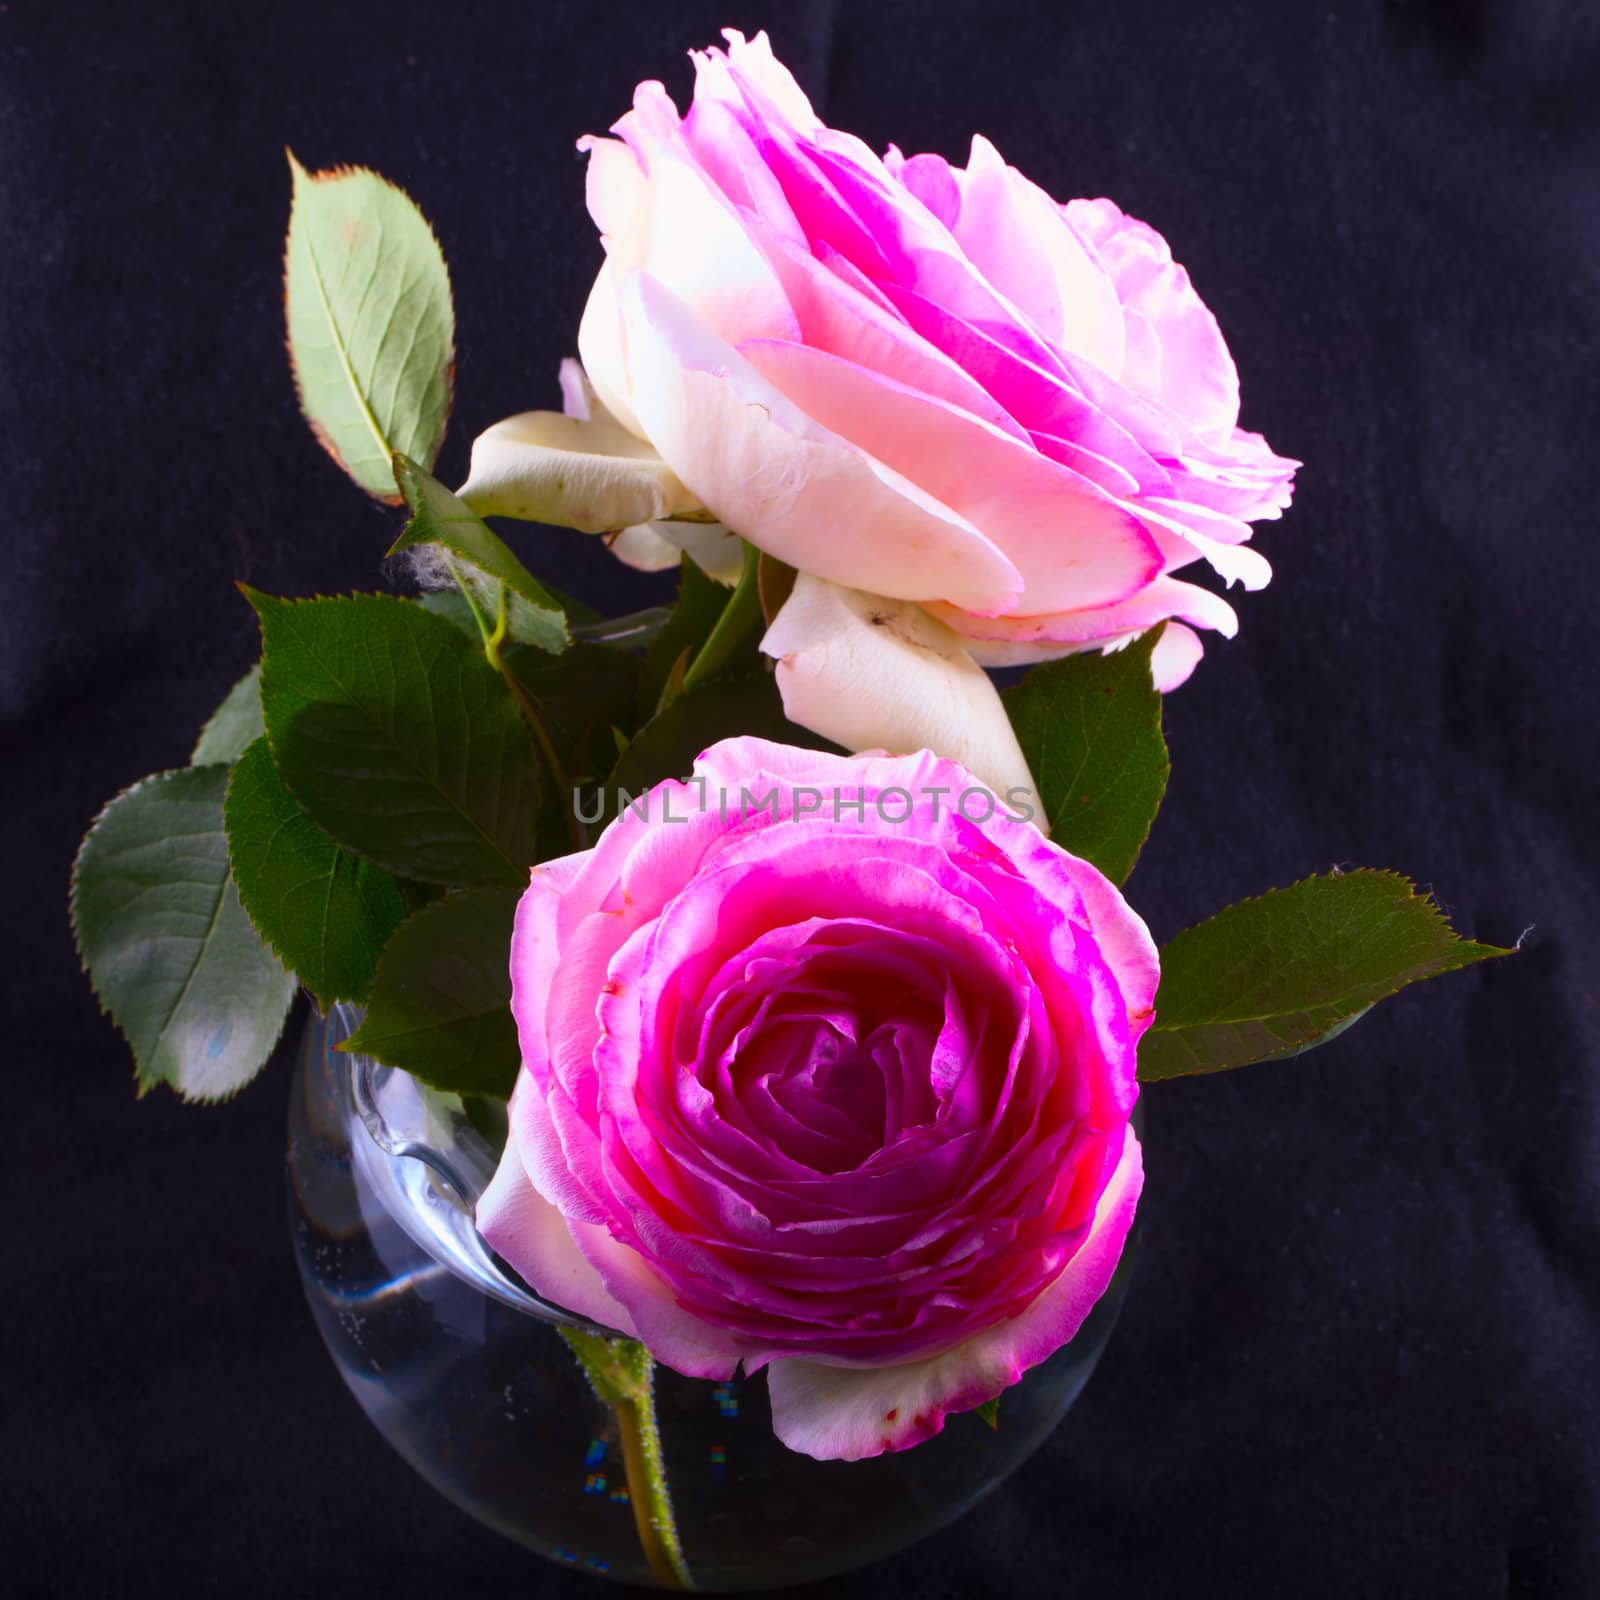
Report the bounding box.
[5,2,1597,1595]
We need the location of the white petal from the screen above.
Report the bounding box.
[603,521,683,573]
[1148,621,1205,689]
[577,256,646,439]
[458,408,702,534]
[609,519,745,582]
[578,134,647,249]
[760,575,1039,814]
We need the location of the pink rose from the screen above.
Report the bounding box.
[461,31,1296,784]
[476,737,1155,1461]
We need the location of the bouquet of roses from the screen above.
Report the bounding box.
[70,28,1508,1587]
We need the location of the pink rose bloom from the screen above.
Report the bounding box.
[476,738,1155,1461]
[461,32,1296,786]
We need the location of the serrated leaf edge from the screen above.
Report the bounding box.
[242,586,532,886]
[338,888,521,1097]
[1151,866,1512,1030]
[283,151,456,504]
[1139,867,1514,1080]
[223,737,390,1013]
[69,767,297,1102]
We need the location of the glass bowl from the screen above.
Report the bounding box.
[286,1004,1133,1590]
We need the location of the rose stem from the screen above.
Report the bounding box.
[560,1328,693,1590]
[680,539,762,695]
[450,564,583,852]
[616,1387,692,1590]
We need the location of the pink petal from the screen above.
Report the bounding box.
[1065,197,1241,439]
[1040,855,1159,1026]
[507,854,588,1067]
[576,134,646,247]
[476,1120,640,1335]
[927,573,1239,653]
[763,236,1032,445]
[954,136,1125,375]
[765,1127,1143,1459]
[498,1038,750,1378]
[740,338,1163,613]
[618,270,1024,613]
[715,28,823,133]
[682,93,808,252]
[1133,499,1273,590]
[893,150,962,229]
[881,283,1173,497]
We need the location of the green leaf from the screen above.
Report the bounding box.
[342,887,522,1096]
[224,738,406,1007]
[1001,627,1168,885]
[248,589,542,885]
[511,640,645,858]
[509,641,643,785]
[284,154,454,502]
[418,588,481,638]
[1138,869,1514,1082]
[639,557,739,715]
[389,455,569,654]
[192,665,265,766]
[974,1397,1001,1430]
[605,670,838,822]
[70,767,297,1100]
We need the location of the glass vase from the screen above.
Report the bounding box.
[286,1005,1133,1591]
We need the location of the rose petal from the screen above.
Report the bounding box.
[603,90,802,354]
[620,271,1024,613]
[1148,620,1205,690]
[928,573,1239,654]
[508,852,589,1065]
[1065,197,1240,439]
[890,149,962,230]
[457,407,702,533]
[476,1121,640,1335]
[759,575,1038,811]
[718,29,823,133]
[1132,499,1273,591]
[576,256,647,439]
[607,518,745,581]
[578,132,648,248]
[880,283,1174,498]
[953,135,1125,376]
[740,337,1163,612]
[765,1126,1142,1459]
[762,237,1033,445]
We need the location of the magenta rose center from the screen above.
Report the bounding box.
[699,940,953,1174]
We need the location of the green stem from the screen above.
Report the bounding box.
[681,540,761,696]
[446,556,494,643]
[560,1328,693,1590]
[450,563,582,854]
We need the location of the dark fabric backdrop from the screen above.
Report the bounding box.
[4,1,1596,1595]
